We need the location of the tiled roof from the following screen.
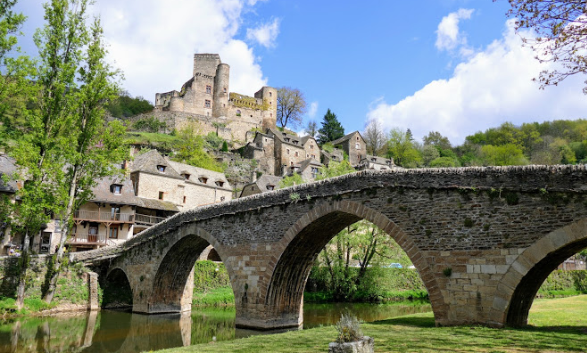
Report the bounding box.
[89,175,140,205]
[137,197,179,212]
[167,160,232,190]
[331,131,363,146]
[0,154,19,193]
[131,150,182,178]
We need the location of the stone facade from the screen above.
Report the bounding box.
[153,54,277,143]
[75,165,587,330]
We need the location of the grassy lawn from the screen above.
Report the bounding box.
[161,295,587,353]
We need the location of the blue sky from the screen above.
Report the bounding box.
[13,0,587,145]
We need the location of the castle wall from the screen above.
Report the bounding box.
[193,54,221,77]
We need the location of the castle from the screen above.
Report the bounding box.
[153,54,277,142]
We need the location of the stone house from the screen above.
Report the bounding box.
[241,131,275,176]
[358,155,397,171]
[331,131,367,167]
[239,175,282,198]
[320,149,344,166]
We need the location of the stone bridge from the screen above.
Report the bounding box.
[73,165,587,330]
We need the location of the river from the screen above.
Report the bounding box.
[0,301,431,352]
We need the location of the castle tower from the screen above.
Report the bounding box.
[193,54,221,77]
[255,86,277,130]
[213,63,230,117]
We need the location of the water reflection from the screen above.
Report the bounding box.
[0,302,430,352]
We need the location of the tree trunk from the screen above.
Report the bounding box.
[16,229,30,310]
[43,165,79,303]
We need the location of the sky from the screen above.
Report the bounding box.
[13,0,587,145]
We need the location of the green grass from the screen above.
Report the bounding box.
[124,132,183,146]
[161,295,587,353]
[192,286,235,307]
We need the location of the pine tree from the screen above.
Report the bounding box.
[317,109,344,145]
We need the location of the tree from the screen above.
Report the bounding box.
[172,124,223,172]
[305,120,317,138]
[317,109,344,145]
[316,160,355,181]
[502,0,587,92]
[276,87,306,129]
[363,119,386,156]
[279,173,304,188]
[387,128,422,168]
[422,145,440,166]
[423,131,452,151]
[481,144,528,166]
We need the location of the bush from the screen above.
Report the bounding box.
[335,312,363,343]
[193,261,230,292]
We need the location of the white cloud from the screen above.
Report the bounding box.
[435,8,474,52]
[88,0,268,101]
[367,19,587,145]
[246,18,281,48]
[308,102,319,119]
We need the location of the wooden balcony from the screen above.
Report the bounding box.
[134,213,166,227]
[74,210,135,223]
[67,233,107,245]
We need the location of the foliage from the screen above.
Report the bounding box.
[502,0,587,93]
[387,128,422,168]
[480,144,528,166]
[276,87,306,128]
[335,312,363,343]
[280,173,304,188]
[193,260,230,292]
[192,286,235,307]
[106,90,153,118]
[317,109,345,145]
[363,118,387,156]
[423,131,452,151]
[315,160,355,181]
[421,145,440,166]
[171,124,223,172]
[429,156,459,168]
[132,116,166,133]
[538,270,587,296]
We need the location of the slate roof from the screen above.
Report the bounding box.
[137,197,179,212]
[267,128,303,147]
[362,155,394,166]
[167,160,232,191]
[299,158,322,172]
[321,149,344,162]
[131,150,182,178]
[0,154,19,193]
[239,175,282,197]
[89,175,140,206]
[300,135,317,146]
[330,131,364,146]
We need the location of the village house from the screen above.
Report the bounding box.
[331,131,396,170]
[239,175,282,198]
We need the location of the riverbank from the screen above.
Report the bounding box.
[160,295,587,353]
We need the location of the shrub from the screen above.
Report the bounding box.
[335,312,363,343]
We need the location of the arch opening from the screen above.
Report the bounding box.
[150,234,215,312]
[103,268,133,309]
[207,248,221,262]
[506,238,587,327]
[264,202,436,329]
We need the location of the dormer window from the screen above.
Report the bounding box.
[293,140,299,145]
[111,184,122,195]
[267,185,275,190]
[182,173,191,180]
[215,181,224,187]
[199,177,208,184]
[284,138,290,142]
[157,165,166,173]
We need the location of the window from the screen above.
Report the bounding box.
[111,207,120,220]
[182,173,190,180]
[158,191,164,200]
[295,151,299,157]
[310,144,314,149]
[199,177,208,184]
[285,138,290,142]
[89,224,98,235]
[290,161,294,166]
[286,149,290,155]
[223,87,227,93]
[355,143,360,150]
[215,181,224,187]
[220,196,226,201]
[311,154,316,159]
[205,100,211,108]
[112,184,122,194]
[269,92,272,97]
[109,225,118,239]
[307,154,309,158]
[157,165,166,172]
[206,85,211,94]
[311,167,319,178]
[267,185,275,190]
[183,196,187,204]
[356,136,360,141]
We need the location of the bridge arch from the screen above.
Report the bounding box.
[149,223,233,313]
[490,218,587,327]
[102,267,133,309]
[263,200,441,328]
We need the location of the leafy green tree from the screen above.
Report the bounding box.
[133,116,166,133]
[430,157,459,168]
[106,90,153,118]
[363,119,386,156]
[279,173,304,188]
[423,131,452,151]
[317,109,344,145]
[276,87,306,129]
[316,160,355,181]
[172,124,223,172]
[481,144,528,166]
[422,145,440,166]
[387,128,422,168]
[502,0,587,92]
